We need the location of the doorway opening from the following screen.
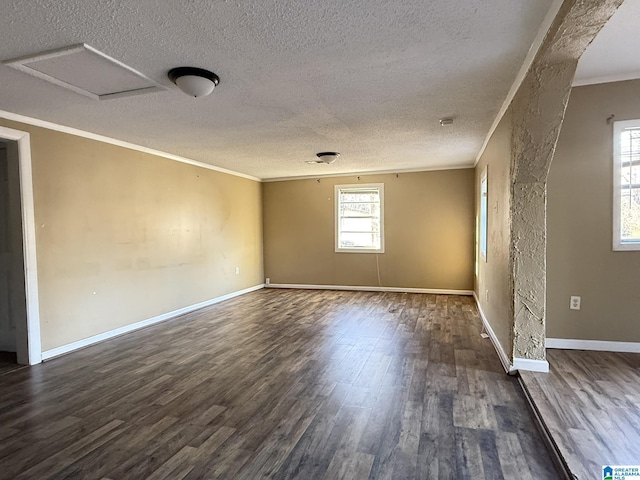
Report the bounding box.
[0,139,25,373]
[0,127,41,366]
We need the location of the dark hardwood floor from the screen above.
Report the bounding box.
[520,348,640,480]
[0,289,559,479]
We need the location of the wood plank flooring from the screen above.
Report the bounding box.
[520,348,640,480]
[0,289,559,479]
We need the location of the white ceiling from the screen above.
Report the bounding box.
[575,0,640,87]
[0,0,556,180]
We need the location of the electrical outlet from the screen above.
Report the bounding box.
[235,266,240,275]
[266,277,270,285]
[485,290,489,302]
[570,296,581,310]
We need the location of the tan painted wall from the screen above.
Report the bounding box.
[547,79,640,342]
[263,170,474,290]
[474,109,513,356]
[0,119,263,351]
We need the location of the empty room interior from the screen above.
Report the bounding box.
[0,0,639,479]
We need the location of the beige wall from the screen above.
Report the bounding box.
[547,79,640,342]
[474,109,513,356]
[0,119,263,351]
[263,170,474,290]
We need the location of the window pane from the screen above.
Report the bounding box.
[632,164,640,186]
[340,202,379,217]
[480,175,488,258]
[340,191,380,203]
[336,184,383,252]
[340,232,380,249]
[621,130,640,163]
[341,217,378,233]
[615,124,640,249]
[621,187,640,242]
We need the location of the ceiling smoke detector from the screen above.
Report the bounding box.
[307,152,340,165]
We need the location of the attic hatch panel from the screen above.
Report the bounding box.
[3,44,164,100]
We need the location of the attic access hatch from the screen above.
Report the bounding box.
[2,44,164,100]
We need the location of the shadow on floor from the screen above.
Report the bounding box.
[0,351,25,377]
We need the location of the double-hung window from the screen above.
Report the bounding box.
[335,184,384,253]
[479,167,488,261]
[613,120,640,250]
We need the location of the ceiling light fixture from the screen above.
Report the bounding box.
[168,67,220,98]
[307,152,340,165]
[439,118,454,127]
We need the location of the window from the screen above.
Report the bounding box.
[335,183,384,253]
[479,167,488,261]
[613,120,640,250]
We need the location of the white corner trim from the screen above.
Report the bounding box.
[473,292,514,374]
[546,338,640,353]
[474,0,564,166]
[512,357,549,373]
[267,283,473,295]
[41,284,265,361]
[573,72,640,87]
[0,126,42,365]
[0,109,261,182]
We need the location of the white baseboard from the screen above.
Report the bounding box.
[41,284,265,361]
[546,338,640,353]
[473,292,515,374]
[512,357,549,373]
[267,283,473,295]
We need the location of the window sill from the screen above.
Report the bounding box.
[613,242,640,251]
[335,248,385,254]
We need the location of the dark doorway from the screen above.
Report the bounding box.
[0,139,27,373]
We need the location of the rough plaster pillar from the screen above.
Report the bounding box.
[507,0,624,362]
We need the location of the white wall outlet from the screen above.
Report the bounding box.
[485,290,489,302]
[235,266,240,275]
[266,277,270,285]
[570,296,581,310]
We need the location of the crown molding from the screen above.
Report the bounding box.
[263,164,474,183]
[0,109,261,182]
[572,72,640,87]
[474,0,564,166]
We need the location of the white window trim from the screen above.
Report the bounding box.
[335,183,385,253]
[613,119,640,251]
[479,166,488,262]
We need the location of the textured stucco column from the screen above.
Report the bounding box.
[507,0,624,362]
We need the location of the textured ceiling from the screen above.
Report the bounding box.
[574,0,640,86]
[0,0,554,180]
